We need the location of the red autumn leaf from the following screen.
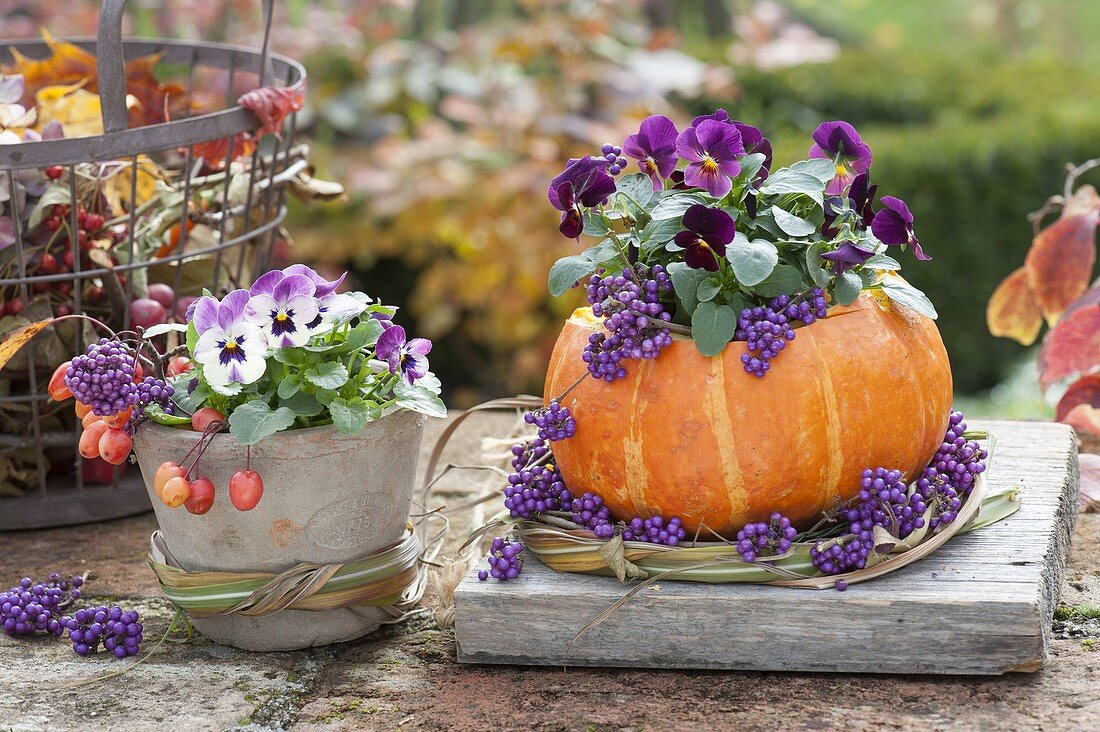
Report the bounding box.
[1056,373,1100,421]
[192,135,257,170]
[1024,185,1099,325]
[1038,304,1100,389]
[192,86,304,169]
[238,85,305,137]
[986,265,1043,345]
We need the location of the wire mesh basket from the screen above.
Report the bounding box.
[0,0,306,528]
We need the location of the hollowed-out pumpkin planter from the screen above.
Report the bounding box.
[546,292,952,537]
[456,113,1011,589]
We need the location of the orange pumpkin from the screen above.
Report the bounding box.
[544,291,952,536]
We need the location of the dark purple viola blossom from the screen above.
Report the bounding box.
[675,120,745,199]
[547,157,617,238]
[821,241,875,274]
[809,121,873,195]
[674,204,736,272]
[375,324,433,385]
[823,173,878,238]
[693,109,773,175]
[871,196,931,261]
[621,115,679,190]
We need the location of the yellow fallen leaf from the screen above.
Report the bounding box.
[35,82,102,138]
[101,155,167,213]
[0,319,55,371]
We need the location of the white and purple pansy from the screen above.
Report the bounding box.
[246,271,320,348]
[192,290,269,389]
[375,325,432,385]
[255,264,367,331]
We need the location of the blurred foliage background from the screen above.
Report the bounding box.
[3,0,1097,412]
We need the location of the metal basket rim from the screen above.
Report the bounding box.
[0,36,306,169]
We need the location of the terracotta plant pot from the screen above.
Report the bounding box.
[545,293,952,536]
[132,409,425,651]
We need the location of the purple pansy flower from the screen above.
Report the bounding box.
[192,290,269,388]
[245,273,320,348]
[821,241,875,274]
[281,263,367,327]
[808,120,873,195]
[621,115,679,190]
[823,173,878,238]
[675,120,744,199]
[547,157,617,238]
[674,204,736,272]
[375,325,432,385]
[692,109,772,172]
[871,196,931,261]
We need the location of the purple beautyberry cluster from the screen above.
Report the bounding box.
[735,512,797,562]
[477,537,524,582]
[582,264,674,382]
[621,515,686,546]
[915,411,987,529]
[510,438,549,472]
[811,467,928,575]
[63,605,143,658]
[736,288,828,377]
[600,143,628,175]
[569,492,686,546]
[503,463,572,520]
[570,492,612,535]
[132,374,175,422]
[524,401,576,442]
[65,339,139,416]
[1,574,82,638]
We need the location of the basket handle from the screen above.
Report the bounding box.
[96,0,277,133]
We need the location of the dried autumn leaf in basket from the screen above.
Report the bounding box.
[3,29,196,127]
[193,85,304,169]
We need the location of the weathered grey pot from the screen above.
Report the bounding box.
[132,408,425,651]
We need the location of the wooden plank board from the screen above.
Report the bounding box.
[453,420,1079,675]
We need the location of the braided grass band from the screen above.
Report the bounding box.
[148,528,424,618]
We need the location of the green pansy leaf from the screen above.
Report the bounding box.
[790,158,837,184]
[727,234,779,286]
[758,168,826,206]
[690,301,736,357]
[748,209,784,239]
[273,347,310,366]
[280,390,324,418]
[616,173,654,207]
[210,380,243,397]
[863,253,902,271]
[769,206,818,238]
[753,264,807,298]
[581,211,611,237]
[345,319,385,351]
[697,277,722,303]
[227,400,296,446]
[277,376,300,400]
[640,218,683,252]
[304,362,349,390]
[649,193,706,221]
[548,255,596,297]
[882,279,939,319]
[394,380,448,418]
[667,261,709,317]
[329,397,375,434]
[833,270,863,305]
[736,153,767,184]
[314,389,338,406]
[185,320,199,357]
[804,244,832,288]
